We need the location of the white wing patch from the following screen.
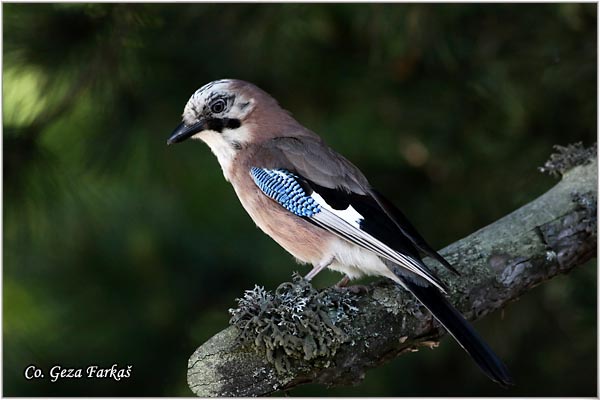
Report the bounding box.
[310,192,363,228]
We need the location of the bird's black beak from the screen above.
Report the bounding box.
[167,120,206,145]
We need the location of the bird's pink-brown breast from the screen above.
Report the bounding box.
[228,161,334,266]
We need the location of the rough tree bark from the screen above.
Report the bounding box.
[187,145,597,397]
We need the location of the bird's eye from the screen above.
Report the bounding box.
[210,99,226,114]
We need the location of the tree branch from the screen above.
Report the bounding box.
[187,146,597,397]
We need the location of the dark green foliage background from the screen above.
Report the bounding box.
[3,3,597,396]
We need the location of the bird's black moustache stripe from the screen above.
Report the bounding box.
[205,118,241,133]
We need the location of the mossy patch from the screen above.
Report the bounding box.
[228,273,358,374]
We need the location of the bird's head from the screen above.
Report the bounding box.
[167,79,253,146]
[167,79,303,179]
[167,79,286,146]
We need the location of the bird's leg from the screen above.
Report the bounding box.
[304,257,333,281]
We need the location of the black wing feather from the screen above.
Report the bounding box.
[371,190,460,275]
[310,182,424,263]
[303,180,447,291]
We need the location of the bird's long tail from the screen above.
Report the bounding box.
[399,277,514,388]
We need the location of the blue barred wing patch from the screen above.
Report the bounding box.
[250,167,321,217]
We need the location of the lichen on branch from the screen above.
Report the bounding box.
[539,142,597,177]
[228,273,358,374]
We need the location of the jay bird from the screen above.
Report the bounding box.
[167,79,513,387]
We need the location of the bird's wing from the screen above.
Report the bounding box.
[249,166,447,292]
[258,136,458,271]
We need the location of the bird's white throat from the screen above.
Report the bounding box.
[192,125,252,181]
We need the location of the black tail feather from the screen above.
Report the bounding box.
[400,277,514,388]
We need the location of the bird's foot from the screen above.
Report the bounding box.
[336,275,351,288]
[335,275,369,294]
